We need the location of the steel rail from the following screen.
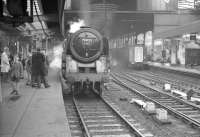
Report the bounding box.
[64,9,199,15]
[64,10,177,14]
[126,71,200,94]
[101,96,146,137]
[93,88,147,137]
[148,70,200,87]
[73,96,91,137]
[119,72,200,110]
[111,73,200,128]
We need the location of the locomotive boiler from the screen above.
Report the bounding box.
[62,27,110,95]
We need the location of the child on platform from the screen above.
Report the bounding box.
[10,55,23,95]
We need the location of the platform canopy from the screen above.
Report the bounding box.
[154,19,200,39]
[0,0,60,38]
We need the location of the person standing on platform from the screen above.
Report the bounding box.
[21,57,26,79]
[10,55,23,95]
[0,76,2,103]
[1,47,10,82]
[41,54,50,88]
[25,54,32,86]
[32,48,44,88]
[32,48,50,88]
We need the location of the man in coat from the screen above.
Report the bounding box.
[32,48,50,88]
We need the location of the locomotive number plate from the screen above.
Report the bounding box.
[78,63,95,67]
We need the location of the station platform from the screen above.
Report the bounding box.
[0,68,71,137]
[148,62,200,78]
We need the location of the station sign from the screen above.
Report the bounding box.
[134,46,144,62]
[137,33,144,45]
[154,39,163,46]
[182,33,197,41]
[190,33,196,41]
[182,34,190,41]
[196,33,200,44]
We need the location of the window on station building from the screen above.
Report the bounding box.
[132,36,135,46]
[119,38,121,48]
[118,38,121,48]
[123,36,125,47]
[125,35,129,46]
[128,35,132,46]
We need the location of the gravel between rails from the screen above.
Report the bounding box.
[105,82,200,137]
[148,69,200,87]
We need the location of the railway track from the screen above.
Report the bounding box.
[150,69,200,84]
[112,72,200,129]
[124,70,200,95]
[64,93,154,137]
[148,70,200,92]
[64,96,83,137]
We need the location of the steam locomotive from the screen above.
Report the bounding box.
[62,27,110,96]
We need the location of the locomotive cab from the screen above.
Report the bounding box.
[62,27,110,96]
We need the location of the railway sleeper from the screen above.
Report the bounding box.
[92,135,132,137]
[89,129,132,135]
[85,119,119,123]
[162,102,181,106]
[83,115,115,119]
[157,100,177,104]
[175,107,195,111]
[87,123,125,128]
[88,125,126,131]
[168,104,186,108]
[180,110,200,114]
[187,114,200,119]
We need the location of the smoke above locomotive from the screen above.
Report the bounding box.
[69,19,85,33]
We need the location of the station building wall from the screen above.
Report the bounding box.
[154,14,200,33]
[0,30,32,59]
[0,30,9,52]
[137,0,178,11]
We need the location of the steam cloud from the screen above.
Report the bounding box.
[50,44,63,69]
[69,19,85,33]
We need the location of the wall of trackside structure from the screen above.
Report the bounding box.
[137,0,178,11]
[153,13,200,34]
